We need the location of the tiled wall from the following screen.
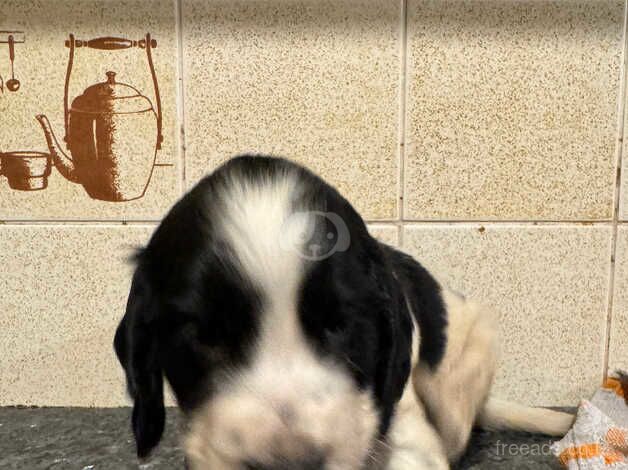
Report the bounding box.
[1,0,626,407]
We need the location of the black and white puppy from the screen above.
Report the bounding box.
[114,155,573,470]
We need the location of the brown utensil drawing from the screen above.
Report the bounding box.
[0,151,52,190]
[6,35,20,92]
[36,34,163,202]
[0,31,24,94]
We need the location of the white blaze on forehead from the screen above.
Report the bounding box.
[215,172,312,351]
[216,172,307,291]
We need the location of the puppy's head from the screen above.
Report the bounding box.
[114,156,413,469]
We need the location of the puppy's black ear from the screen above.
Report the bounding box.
[114,267,165,459]
[380,243,447,370]
[372,290,413,436]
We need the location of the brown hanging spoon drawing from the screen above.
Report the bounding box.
[6,34,20,92]
[0,31,24,94]
[36,34,163,202]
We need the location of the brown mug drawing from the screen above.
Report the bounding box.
[0,151,52,190]
[36,34,163,202]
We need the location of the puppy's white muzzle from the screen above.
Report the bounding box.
[184,352,378,470]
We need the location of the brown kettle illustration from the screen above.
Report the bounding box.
[36,34,163,202]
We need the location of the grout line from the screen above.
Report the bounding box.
[397,0,410,249]
[0,219,617,226]
[175,0,187,193]
[395,222,614,228]
[602,0,628,382]
[0,220,159,226]
[367,219,614,224]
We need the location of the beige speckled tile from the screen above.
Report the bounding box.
[367,224,399,246]
[608,225,628,371]
[405,1,623,220]
[0,0,180,220]
[182,0,400,220]
[0,225,156,406]
[402,224,611,405]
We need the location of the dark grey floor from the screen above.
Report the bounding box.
[0,407,563,469]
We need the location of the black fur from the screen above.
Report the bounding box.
[380,245,448,369]
[114,155,447,458]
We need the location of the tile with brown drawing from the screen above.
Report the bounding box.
[36,34,164,202]
[0,31,53,192]
[0,0,179,220]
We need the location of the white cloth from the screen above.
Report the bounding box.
[551,376,628,469]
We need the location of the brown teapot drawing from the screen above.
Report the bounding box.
[36,34,163,202]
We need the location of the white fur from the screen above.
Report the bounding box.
[185,174,379,470]
[408,287,573,465]
[383,285,574,470]
[411,289,499,462]
[478,397,574,436]
[381,317,449,470]
[383,384,449,470]
[215,170,306,298]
